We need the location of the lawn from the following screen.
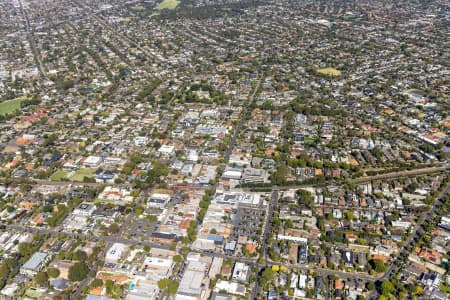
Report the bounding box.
[0,97,26,116]
[24,288,44,298]
[131,5,146,11]
[69,168,95,182]
[317,67,341,77]
[440,283,450,294]
[50,170,69,181]
[155,0,180,10]
[304,136,316,146]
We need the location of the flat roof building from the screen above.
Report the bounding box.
[21,252,51,276]
[232,262,250,282]
[105,243,128,263]
[176,260,207,299]
[73,203,96,216]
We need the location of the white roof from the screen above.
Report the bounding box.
[106,243,127,262]
[1,283,19,296]
[186,253,201,262]
[214,280,246,296]
[158,145,174,154]
[277,235,308,243]
[150,193,171,200]
[144,257,173,268]
[84,156,102,164]
[178,269,204,296]
[175,295,197,300]
[222,170,242,179]
[192,239,215,251]
[127,280,158,300]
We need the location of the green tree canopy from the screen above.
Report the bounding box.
[369,259,387,273]
[68,261,89,281]
[74,250,88,261]
[168,280,179,295]
[18,242,33,257]
[380,281,395,296]
[296,189,314,208]
[157,278,170,290]
[90,278,103,289]
[47,267,60,278]
[35,271,49,286]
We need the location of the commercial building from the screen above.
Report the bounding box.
[105,243,128,264]
[73,203,96,216]
[21,252,51,276]
[231,262,250,282]
[214,280,246,296]
[176,260,207,299]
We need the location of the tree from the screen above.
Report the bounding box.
[68,261,89,281]
[108,223,120,234]
[317,216,325,230]
[74,250,87,261]
[35,271,48,286]
[369,259,387,273]
[47,267,60,278]
[187,220,197,242]
[157,278,170,290]
[414,285,423,295]
[346,210,355,220]
[296,189,314,208]
[173,255,182,263]
[158,278,178,295]
[367,282,376,291]
[43,205,54,213]
[90,278,103,289]
[147,215,158,222]
[380,281,395,296]
[167,280,179,295]
[259,267,275,287]
[105,280,114,295]
[356,238,367,245]
[271,165,287,185]
[0,258,14,289]
[18,242,33,257]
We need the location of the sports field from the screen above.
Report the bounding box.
[155,0,180,10]
[0,97,25,116]
[70,168,95,182]
[50,168,95,182]
[50,170,69,181]
[317,68,341,76]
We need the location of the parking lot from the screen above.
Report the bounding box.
[125,217,159,241]
[230,203,266,242]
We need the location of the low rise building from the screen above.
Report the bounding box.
[21,252,51,276]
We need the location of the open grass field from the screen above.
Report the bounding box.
[155,0,180,10]
[304,136,316,146]
[131,5,146,11]
[50,170,69,181]
[317,67,341,77]
[0,97,26,116]
[70,168,95,182]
